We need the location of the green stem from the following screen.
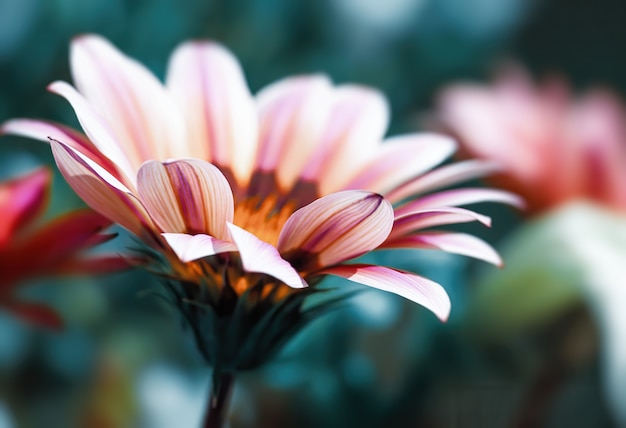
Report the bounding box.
[202,371,235,428]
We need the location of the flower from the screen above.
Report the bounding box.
[2,35,520,366]
[0,166,128,328]
[433,66,626,215]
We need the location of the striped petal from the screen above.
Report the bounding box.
[48,81,137,186]
[320,264,451,321]
[278,190,394,269]
[255,75,333,190]
[390,207,491,239]
[396,188,525,216]
[309,86,390,194]
[386,160,502,203]
[70,35,186,164]
[0,119,121,178]
[137,159,234,239]
[383,232,502,266]
[50,140,156,242]
[0,168,49,248]
[166,41,258,184]
[162,233,237,263]
[227,223,306,289]
[342,134,457,194]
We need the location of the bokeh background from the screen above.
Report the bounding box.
[1,0,625,426]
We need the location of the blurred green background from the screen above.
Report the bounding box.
[1,0,624,427]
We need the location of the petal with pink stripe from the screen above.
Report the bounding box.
[278,190,394,269]
[166,41,258,184]
[137,159,234,239]
[342,134,457,194]
[48,81,137,187]
[255,75,333,191]
[390,207,491,239]
[227,223,306,289]
[301,85,389,192]
[50,141,156,242]
[320,264,451,321]
[71,35,186,164]
[386,160,502,203]
[383,232,502,266]
[395,188,525,216]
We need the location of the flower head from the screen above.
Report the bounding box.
[0,166,128,328]
[2,35,520,366]
[434,66,626,215]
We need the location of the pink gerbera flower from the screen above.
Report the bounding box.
[0,166,128,328]
[2,37,520,419]
[434,66,626,215]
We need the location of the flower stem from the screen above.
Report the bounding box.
[203,371,235,428]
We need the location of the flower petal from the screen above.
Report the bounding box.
[0,119,122,177]
[383,232,502,266]
[255,75,333,191]
[320,264,451,321]
[166,41,258,184]
[50,140,156,242]
[395,188,525,216]
[0,168,49,248]
[70,35,186,164]
[386,160,502,203]
[227,223,306,289]
[341,134,457,194]
[48,80,137,186]
[306,85,390,194]
[12,208,112,260]
[137,159,234,239]
[278,190,394,269]
[162,233,237,262]
[390,207,491,239]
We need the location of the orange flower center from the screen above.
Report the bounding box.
[233,195,295,246]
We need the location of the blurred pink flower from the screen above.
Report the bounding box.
[434,67,626,215]
[0,167,128,328]
[2,35,521,322]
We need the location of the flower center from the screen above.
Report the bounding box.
[233,195,295,246]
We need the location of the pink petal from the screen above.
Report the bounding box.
[161,233,237,262]
[383,232,502,266]
[0,168,50,248]
[227,223,307,289]
[0,119,121,178]
[166,41,258,185]
[137,159,234,239]
[48,81,137,186]
[320,264,451,321]
[278,190,394,269]
[50,140,157,242]
[341,133,457,194]
[12,208,112,260]
[390,207,491,239]
[386,160,502,203]
[70,35,186,164]
[306,85,390,194]
[255,75,333,190]
[395,188,525,217]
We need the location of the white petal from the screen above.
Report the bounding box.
[162,233,236,262]
[321,264,451,321]
[227,223,307,289]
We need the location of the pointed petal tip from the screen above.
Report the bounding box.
[227,223,307,289]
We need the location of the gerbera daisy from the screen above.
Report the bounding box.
[434,66,626,215]
[2,35,520,426]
